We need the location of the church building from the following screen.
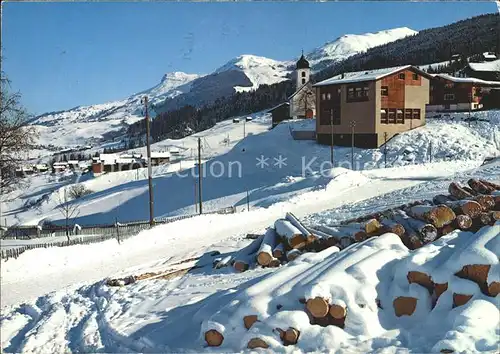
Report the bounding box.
[288,53,316,119]
[269,53,316,127]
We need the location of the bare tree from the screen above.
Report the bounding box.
[55,187,80,242]
[297,88,316,118]
[0,71,38,193]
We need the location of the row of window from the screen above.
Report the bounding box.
[399,73,419,80]
[381,108,421,124]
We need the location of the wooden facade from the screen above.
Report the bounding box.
[314,66,431,148]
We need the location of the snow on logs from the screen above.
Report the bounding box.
[275,218,307,249]
[257,228,278,266]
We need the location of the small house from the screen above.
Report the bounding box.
[150,151,170,166]
[269,102,290,128]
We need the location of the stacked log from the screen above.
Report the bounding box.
[393,296,417,317]
[275,219,306,249]
[257,228,278,266]
[452,293,473,308]
[272,243,285,259]
[276,327,300,346]
[243,315,258,329]
[468,178,494,195]
[449,182,474,199]
[232,234,264,273]
[407,204,456,228]
[407,271,434,294]
[454,214,473,230]
[205,329,224,346]
[447,200,482,219]
[306,297,330,318]
[247,338,269,349]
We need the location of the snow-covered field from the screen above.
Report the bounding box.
[1,157,498,352]
[2,108,499,353]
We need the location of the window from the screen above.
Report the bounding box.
[321,93,326,101]
[412,109,421,120]
[302,78,306,84]
[396,109,404,124]
[347,85,369,102]
[381,109,388,124]
[445,83,454,89]
[301,72,306,77]
[347,87,355,100]
[320,108,341,125]
[444,93,455,101]
[388,109,396,124]
[326,93,331,100]
[399,73,405,80]
[412,73,419,80]
[381,86,389,96]
[405,109,412,120]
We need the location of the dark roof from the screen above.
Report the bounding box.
[287,81,312,100]
[268,102,289,113]
[296,54,310,69]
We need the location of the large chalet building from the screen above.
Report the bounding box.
[313,65,432,148]
[427,74,500,112]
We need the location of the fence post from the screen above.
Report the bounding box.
[115,218,121,244]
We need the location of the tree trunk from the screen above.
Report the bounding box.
[467,178,495,194]
[449,182,474,199]
[257,228,277,266]
[275,219,306,249]
[408,204,456,228]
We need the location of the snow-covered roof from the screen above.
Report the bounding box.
[434,74,500,86]
[53,162,68,166]
[313,65,413,86]
[67,160,79,164]
[268,102,290,112]
[115,158,144,164]
[288,81,313,100]
[483,52,497,60]
[151,151,170,159]
[468,59,500,72]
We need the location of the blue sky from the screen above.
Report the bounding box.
[2,1,497,115]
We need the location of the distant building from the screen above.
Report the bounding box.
[463,59,500,81]
[150,151,170,166]
[482,52,498,62]
[91,151,170,175]
[427,74,500,112]
[313,65,432,148]
[269,102,290,128]
[52,162,69,173]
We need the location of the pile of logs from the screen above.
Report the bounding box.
[309,178,499,251]
[212,212,318,272]
[212,179,499,274]
[205,178,499,348]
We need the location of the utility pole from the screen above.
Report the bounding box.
[243,119,246,139]
[142,96,154,226]
[330,109,334,166]
[198,137,203,214]
[384,132,388,168]
[194,180,198,214]
[350,120,356,170]
[468,92,472,127]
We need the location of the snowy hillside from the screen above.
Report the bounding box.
[6,109,499,228]
[307,27,417,71]
[30,71,200,150]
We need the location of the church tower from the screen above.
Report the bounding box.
[295,51,310,88]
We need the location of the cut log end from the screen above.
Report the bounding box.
[233,261,249,273]
[284,327,300,345]
[243,315,258,330]
[205,329,224,347]
[393,296,417,317]
[257,252,273,267]
[306,297,330,318]
[453,293,473,308]
[329,304,347,319]
[487,281,500,297]
[407,271,434,294]
[455,214,472,230]
[247,338,269,349]
[455,264,490,294]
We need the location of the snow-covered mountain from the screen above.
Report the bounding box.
[215,54,292,92]
[306,27,418,71]
[31,27,417,152]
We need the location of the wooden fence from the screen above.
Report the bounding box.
[0,206,236,261]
